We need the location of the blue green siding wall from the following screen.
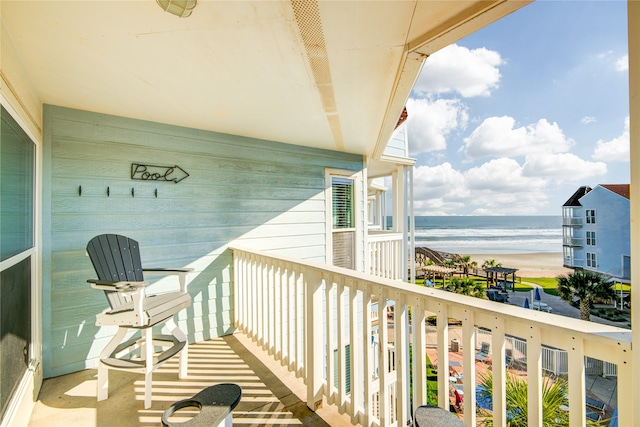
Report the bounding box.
[383,126,407,158]
[42,105,363,377]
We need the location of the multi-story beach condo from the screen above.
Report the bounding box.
[562,184,631,284]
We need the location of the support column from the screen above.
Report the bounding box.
[628,2,640,426]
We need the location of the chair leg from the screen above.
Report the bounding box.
[97,361,109,402]
[144,327,154,409]
[97,327,128,401]
[221,413,233,427]
[167,318,188,379]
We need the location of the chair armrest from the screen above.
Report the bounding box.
[143,268,194,274]
[87,278,148,291]
[142,267,194,292]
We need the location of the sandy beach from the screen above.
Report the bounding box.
[465,252,573,278]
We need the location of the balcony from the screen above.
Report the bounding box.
[368,231,405,281]
[563,237,584,247]
[563,218,583,226]
[564,256,585,268]
[231,246,631,426]
[30,246,632,426]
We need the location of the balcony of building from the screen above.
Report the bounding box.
[30,246,632,427]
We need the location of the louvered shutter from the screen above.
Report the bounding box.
[332,177,355,269]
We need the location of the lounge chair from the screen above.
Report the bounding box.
[87,234,193,408]
[586,396,607,413]
[475,342,491,362]
[586,409,602,422]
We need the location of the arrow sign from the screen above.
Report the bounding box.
[130,163,190,183]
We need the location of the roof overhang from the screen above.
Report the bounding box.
[2,1,532,157]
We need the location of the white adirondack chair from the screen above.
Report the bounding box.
[86,234,192,409]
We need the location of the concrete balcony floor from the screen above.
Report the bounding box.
[28,333,356,427]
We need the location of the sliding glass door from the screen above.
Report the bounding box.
[0,105,35,420]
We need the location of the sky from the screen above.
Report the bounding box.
[405,0,629,216]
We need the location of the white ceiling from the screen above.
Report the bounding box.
[2,0,530,158]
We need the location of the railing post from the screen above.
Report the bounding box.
[377,287,389,426]
[526,326,543,427]
[617,350,633,427]
[325,273,335,404]
[232,250,241,330]
[567,336,585,427]
[306,269,324,411]
[362,286,373,427]
[349,280,362,422]
[412,297,427,407]
[491,318,506,427]
[462,310,476,426]
[396,297,410,426]
[336,277,347,409]
[436,303,448,409]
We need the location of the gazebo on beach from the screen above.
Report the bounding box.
[420,265,457,286]
[485,266,519,291]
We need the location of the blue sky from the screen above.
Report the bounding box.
[406,0,629,216]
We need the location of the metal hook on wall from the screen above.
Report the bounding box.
[78,185,82,196]
[107,186,110,197]
[131,187,135,197]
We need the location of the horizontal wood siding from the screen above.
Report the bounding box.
[383,126,407,158]
[42,105,363,377]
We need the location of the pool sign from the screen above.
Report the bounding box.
[131,163,189,183]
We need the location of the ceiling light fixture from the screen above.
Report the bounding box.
[156,0,197,18]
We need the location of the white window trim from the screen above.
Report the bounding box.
[325,168,363,271]
[587,252,597,268]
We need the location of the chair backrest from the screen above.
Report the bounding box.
[87,234,144,308]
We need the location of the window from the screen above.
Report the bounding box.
[586,209,596,224]
[586,231,596,246]
[331,176,356,269]
[587,252,597,268]
[1,107,34,261]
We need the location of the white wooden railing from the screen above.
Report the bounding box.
[231,245,632,427]
[368,231,404,280]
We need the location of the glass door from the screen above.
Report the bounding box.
[0,105,35,420]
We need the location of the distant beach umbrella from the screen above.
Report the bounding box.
[534,287,542,301]
[524,298,530,309]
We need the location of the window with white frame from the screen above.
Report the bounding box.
[331,176,356,269]
[586,231,596,246]
[587,252,597,268]
[586,209,596,224]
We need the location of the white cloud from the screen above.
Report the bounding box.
[581,116,596,124]
[406,98,467,155]
[412,159,549,215]
[523,153,607,180]
[462,116,574,160]
[412,44,503,98]
[413,163,467,199]
[615,54,629,71]
[410,152,609,215]
[592,116,630,162]
[464,158,546,191]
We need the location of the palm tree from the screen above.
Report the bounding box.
[482,259,502,285]
[482,259,503,269]
[556,270,615,321]
[477,372,570,427]
[448,277,485,298]
[443,258,456,268]
[458,255,477,277]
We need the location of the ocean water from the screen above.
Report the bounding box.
[410,216,563,255]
